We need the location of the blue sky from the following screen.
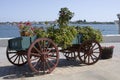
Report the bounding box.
[0,0,120,22]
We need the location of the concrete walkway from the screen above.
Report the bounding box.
[0,42,120,80]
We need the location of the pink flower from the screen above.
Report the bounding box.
[109,46,114,48]
[102,46,114,49]
[25,22,31,26]
[18,22,24,29]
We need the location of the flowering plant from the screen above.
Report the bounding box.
[18,22,34,36]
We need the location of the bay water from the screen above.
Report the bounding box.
[0,23,118,38]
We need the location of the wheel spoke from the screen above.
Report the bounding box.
[93,51,100,53]
[23,55,27,60]
[33,46,41,53]
[90,43,96,50]
[13,55,18,63]
[46,49,52,54]
[43,47,48,53]
[45,60,51,71]
[93,47,99,51]
[33,59,40,67]
[42,40,45,50]
[88,55,90,63]
[8,51,17,54]
[90,55,95,62]
[48,54,57,59]
[38,62,42,71]
[48,57,56,60]
[47,59,55,66]
[18,56,20,64]
[84,53,88,61]
[10,54,17,59]
[31,53,41,57]
[92,54,98,59]
[43,61,46,73]
[21,55,24,63]
[30,57,39,61]
[80,55,84,57]
[37,42,42,52]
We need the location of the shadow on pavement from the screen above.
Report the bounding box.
[57,59,84,67]
[0,59,85,79]
[0,64,34,79]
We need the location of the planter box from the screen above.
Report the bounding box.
[101,47,114,59]
[8,36,37,50]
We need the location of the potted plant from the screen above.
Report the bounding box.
[101,46,114,59]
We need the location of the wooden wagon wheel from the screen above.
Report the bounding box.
[63,51,78,60]
[27,38,59,74]
[62,45,79,60]
[6,47,28,66]
[78,40,102,65]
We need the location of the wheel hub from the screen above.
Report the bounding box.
[40,53,49,62]
[87,50,93,55]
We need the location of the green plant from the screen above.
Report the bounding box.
[77,26,103,42]
[47,26,77,48]
[33,27,48,38]
[46,7,77,48]
[57,7,74,28]
[33,7,103,49]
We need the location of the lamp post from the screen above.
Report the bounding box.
[117,14,120,34]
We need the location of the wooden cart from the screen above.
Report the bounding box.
[6,34,102,74]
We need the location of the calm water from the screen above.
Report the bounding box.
[0,23,118,38]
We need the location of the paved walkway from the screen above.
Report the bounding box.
[0,43,120,80]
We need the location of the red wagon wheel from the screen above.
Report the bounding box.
[6,47,28,66]
[27,38,59,74]
[78,40,102,65]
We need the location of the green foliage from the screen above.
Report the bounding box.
[46,7,77,48]
[33,7,103,49]
[47,26,78,48]
[57,7,74,28]
[77,26,103,42]
[34,28,48,38]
